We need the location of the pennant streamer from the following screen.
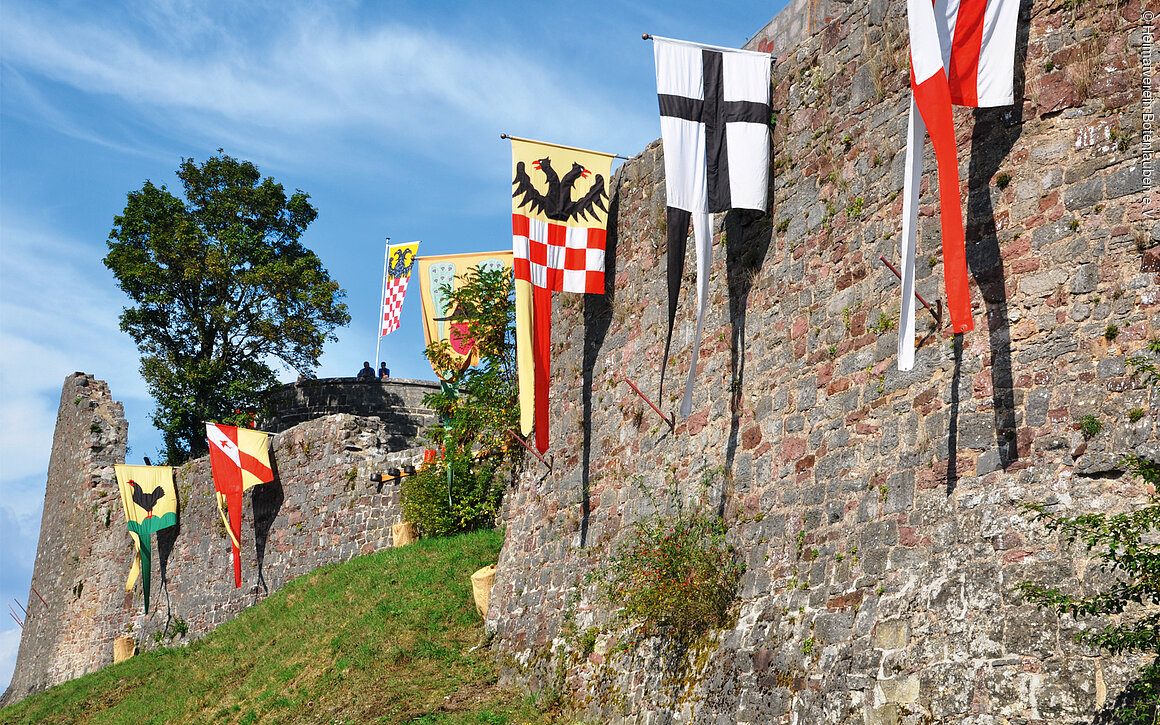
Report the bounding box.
[897,0,1018,370]
[510,136,614,453]
[381,241,420,336]
[416,251,514,376]
[206,423,274,587]
[115,464,177,614]
[652,36,771,417]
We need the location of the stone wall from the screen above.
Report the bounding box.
[260,376,440,438]
[745,0,844,55]
[488,0,1157,722]
[1,374,127,707]
[2,376,431,707]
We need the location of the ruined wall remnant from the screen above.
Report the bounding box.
[2,375,433,707]
[488,0,1156,722]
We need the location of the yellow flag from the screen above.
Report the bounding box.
[115,464,177,613]
[416,251,513,376]
[509,136,614,453]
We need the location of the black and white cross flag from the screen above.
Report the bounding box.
[652,35,771,418]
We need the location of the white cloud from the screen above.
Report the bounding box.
[0,3,653,173]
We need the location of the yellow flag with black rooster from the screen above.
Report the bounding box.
[116,464,178,614]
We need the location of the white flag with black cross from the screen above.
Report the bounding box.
[652,35,771,418]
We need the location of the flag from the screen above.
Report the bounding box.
[206,423,274,587]
[416,251,514,375]
[381,241,420,336]
[652,36,771,417]
[510,136,614,453]
[897,0,1019,370]
[115,464,177,614]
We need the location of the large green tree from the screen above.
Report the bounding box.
[104,152,349,463]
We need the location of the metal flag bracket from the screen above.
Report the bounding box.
[507,429,553,472]
[878,255,942,327]
[624,377,675,433]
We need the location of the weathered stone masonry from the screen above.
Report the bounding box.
[488,0,1157,723]
[2,376,434,707]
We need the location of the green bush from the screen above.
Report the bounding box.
[1020,339,1160,723]
[400,449,503,539]
[601,510,743,641]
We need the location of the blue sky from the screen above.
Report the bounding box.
[0,0,786,690]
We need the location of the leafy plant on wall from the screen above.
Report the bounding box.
[1018,339,1160,724]
[595,470,744,646]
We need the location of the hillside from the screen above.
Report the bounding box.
[0,530,558,725]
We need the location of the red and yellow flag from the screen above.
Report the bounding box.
[509,136,613,453]
[206,422,274,587]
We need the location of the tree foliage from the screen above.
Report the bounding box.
[1018,339,1160,723]
[104,152,349,463]
[400,265,519,537]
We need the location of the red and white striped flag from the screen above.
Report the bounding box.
[897,0,1018,370]
[381,242,419,336]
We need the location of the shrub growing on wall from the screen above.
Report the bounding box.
[1018,339,1160,723]
[601,508,744,642]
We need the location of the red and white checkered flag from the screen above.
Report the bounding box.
[381,242,419,336]
[512,217,606,294]
[510,136,613,453]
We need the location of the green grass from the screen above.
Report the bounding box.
[1,530,557,725]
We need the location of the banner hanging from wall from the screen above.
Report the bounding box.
[416,250,514,377]
[651,35,771,418]
[205,423,274,588]
[895,0,1019,370]
[115,464,177,614]
[509,135,614,453]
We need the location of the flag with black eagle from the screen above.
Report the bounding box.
[116,464,177,614]
[510,137,613,453]
[652,36,771,418]
[381,241,420,336]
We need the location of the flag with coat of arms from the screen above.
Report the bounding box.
[510,136,614,453]
[206,422,275,587]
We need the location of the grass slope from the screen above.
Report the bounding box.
[1,530,555,725]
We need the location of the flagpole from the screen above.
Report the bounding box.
[500,133,629,161]
[375,238,389,369]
